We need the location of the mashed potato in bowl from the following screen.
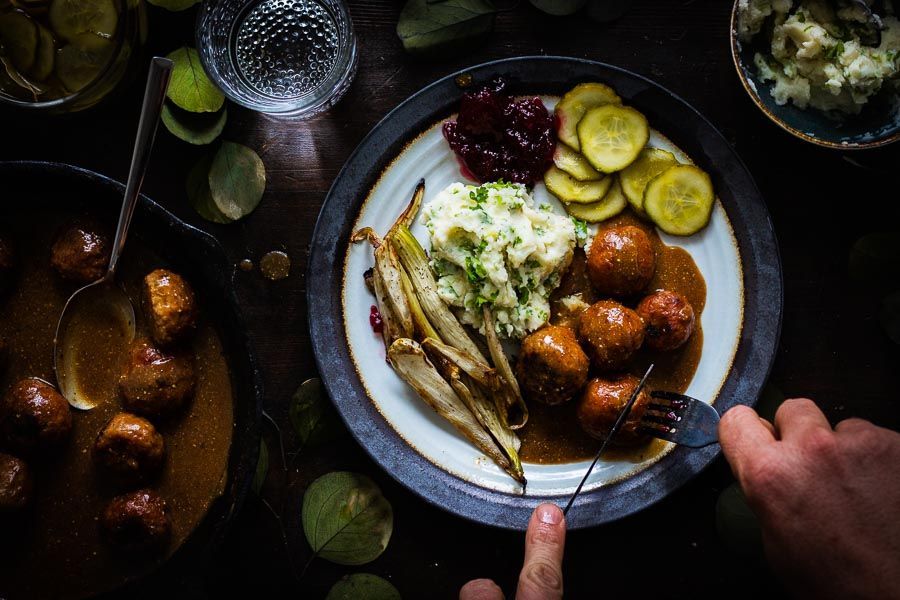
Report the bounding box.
[423,181,582,339]
[738,0,900,114]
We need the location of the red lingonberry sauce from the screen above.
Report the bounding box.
[369,305,384,334]
[443,78,556,185]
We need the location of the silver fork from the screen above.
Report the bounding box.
[638,391,720,448]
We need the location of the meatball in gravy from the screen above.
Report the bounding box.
[50,221,111,284]
[119,338,195,419]
[0,378,72,454]
[93,413,165,484]
[142,269,198,347]
[0,452,33,512]
[100,489,171,552]
[577,300,645,371]
[636,290,695,352]
[587,225,655,297]
[516,325,589,406]
[577,374,651,445]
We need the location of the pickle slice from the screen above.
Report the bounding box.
[553,143,602,181]
[49,0,117,50]
[544,165,612,204]
[55,41,111,91]
[556,82,621,151]
[565,177,627,223]
[620,147,678,215]
[577,105,649,174]
[0,10,38,72]
[29,23,54,80]
[644,165,714,236]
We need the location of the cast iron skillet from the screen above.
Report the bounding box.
[308,57,783,530]
[0,161,263,598]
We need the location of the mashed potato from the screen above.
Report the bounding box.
[423,182,582,339]
[739,0,900,114]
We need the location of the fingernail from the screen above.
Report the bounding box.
[538,503,562,525]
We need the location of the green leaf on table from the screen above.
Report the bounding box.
[165,47,225,113]
[208,141,266,221]
[302,472,393,566]
[849,232,900,293]
[880,291,900,345]
[326,574,401,600]
[162,102,227,145]
[715,482,763,558]
[252,439,269,495]
[528,0,587,16]
[186,153,233,224]
[397,0,495,57]
[147,0,200,11]
[289,377,342,447]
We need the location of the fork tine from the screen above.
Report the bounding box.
[641,413,681,426]
[638,425,677,442]
[646,402,683,414]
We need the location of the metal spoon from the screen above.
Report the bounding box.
[54,57,173,409]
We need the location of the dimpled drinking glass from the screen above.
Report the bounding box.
[196,0,356,117]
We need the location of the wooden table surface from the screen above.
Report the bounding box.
[2,1,898,598]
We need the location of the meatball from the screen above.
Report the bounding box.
[93,413,165,484]
[100,489,171,551]
[516,325,589,405]
[0,378,72,454]
[119,338,195,418]
[142,269,198,346]
[577,374,651,445]
[0,452,33,512]
[577,300,645,371]
[0,232,15,295]
[50,221,111,284]
[636,290,695,352]
[587,225,656,297]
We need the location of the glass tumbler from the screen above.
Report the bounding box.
[196,0,357,118]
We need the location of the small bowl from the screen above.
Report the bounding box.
[729,0,900,150]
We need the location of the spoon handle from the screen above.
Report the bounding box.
[107,57,174,277]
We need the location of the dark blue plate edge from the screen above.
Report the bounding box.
[307,56,783,531]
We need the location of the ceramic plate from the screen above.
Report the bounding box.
[308,57,783,530]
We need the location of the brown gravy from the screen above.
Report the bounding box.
[0,211,234,600]
[519,211,707,464]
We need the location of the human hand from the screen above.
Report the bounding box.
[459,503,566,600]
[719,398,900,600]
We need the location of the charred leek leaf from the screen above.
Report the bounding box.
[422,337,499,391]
[483,306,528,429]
[389,338,524,482]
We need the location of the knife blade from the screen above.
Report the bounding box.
[562,363,654,516]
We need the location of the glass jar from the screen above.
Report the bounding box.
[0,0,147,114]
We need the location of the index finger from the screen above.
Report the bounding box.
[719,405,777,478]
[517,503,566,600]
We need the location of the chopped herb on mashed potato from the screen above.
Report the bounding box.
[423,181,581,339]
[738,0,900,114]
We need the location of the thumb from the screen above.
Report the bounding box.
[516,503,566,600]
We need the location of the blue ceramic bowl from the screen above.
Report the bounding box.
[730,1,900,149]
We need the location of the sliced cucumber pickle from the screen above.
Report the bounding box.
[553,144,602,181]
[577,105,649,173]
[620,147,678,215]
[644,165,714,236]
[29,23,54,79]
[55,41,111,91]
[544,165,612,204]
[565,177,627,223]
[555,82,621,151]
[0,10,38,72]
[49,0,117,50]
